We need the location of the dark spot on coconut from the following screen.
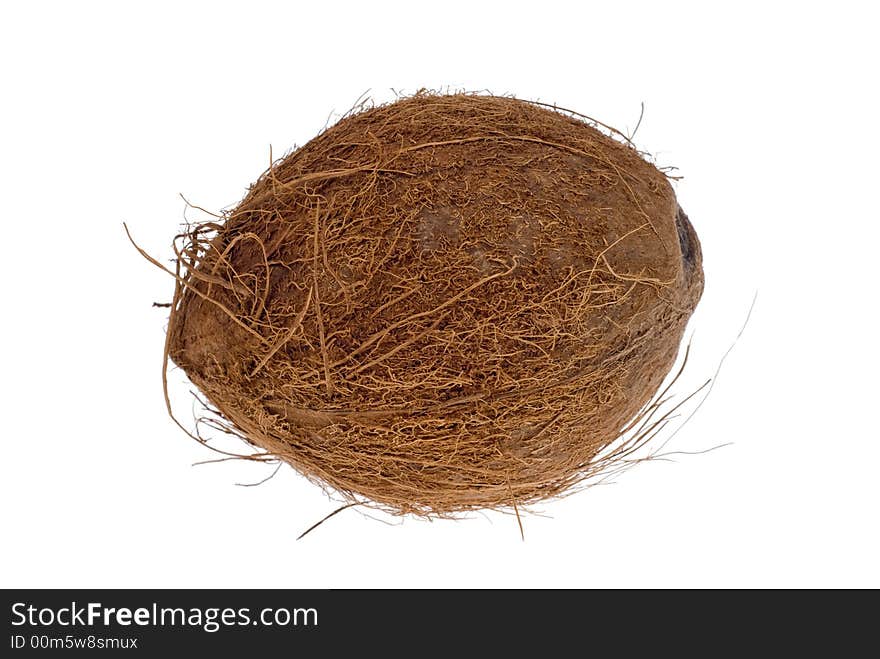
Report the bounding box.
[676,206,697,271]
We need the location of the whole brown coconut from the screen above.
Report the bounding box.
[164,93,703,515]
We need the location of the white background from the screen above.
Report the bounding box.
[1,1,877,588]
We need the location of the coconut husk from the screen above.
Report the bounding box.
[158,93,703,515]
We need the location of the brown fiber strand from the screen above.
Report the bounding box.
[149,93,704,516]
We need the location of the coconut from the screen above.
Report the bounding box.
[161,93,703,515]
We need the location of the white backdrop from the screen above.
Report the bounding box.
[1,1,877,588]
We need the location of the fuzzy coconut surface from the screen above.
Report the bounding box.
[166,93,703,515]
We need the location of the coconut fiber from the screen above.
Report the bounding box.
[159,93,703,515]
